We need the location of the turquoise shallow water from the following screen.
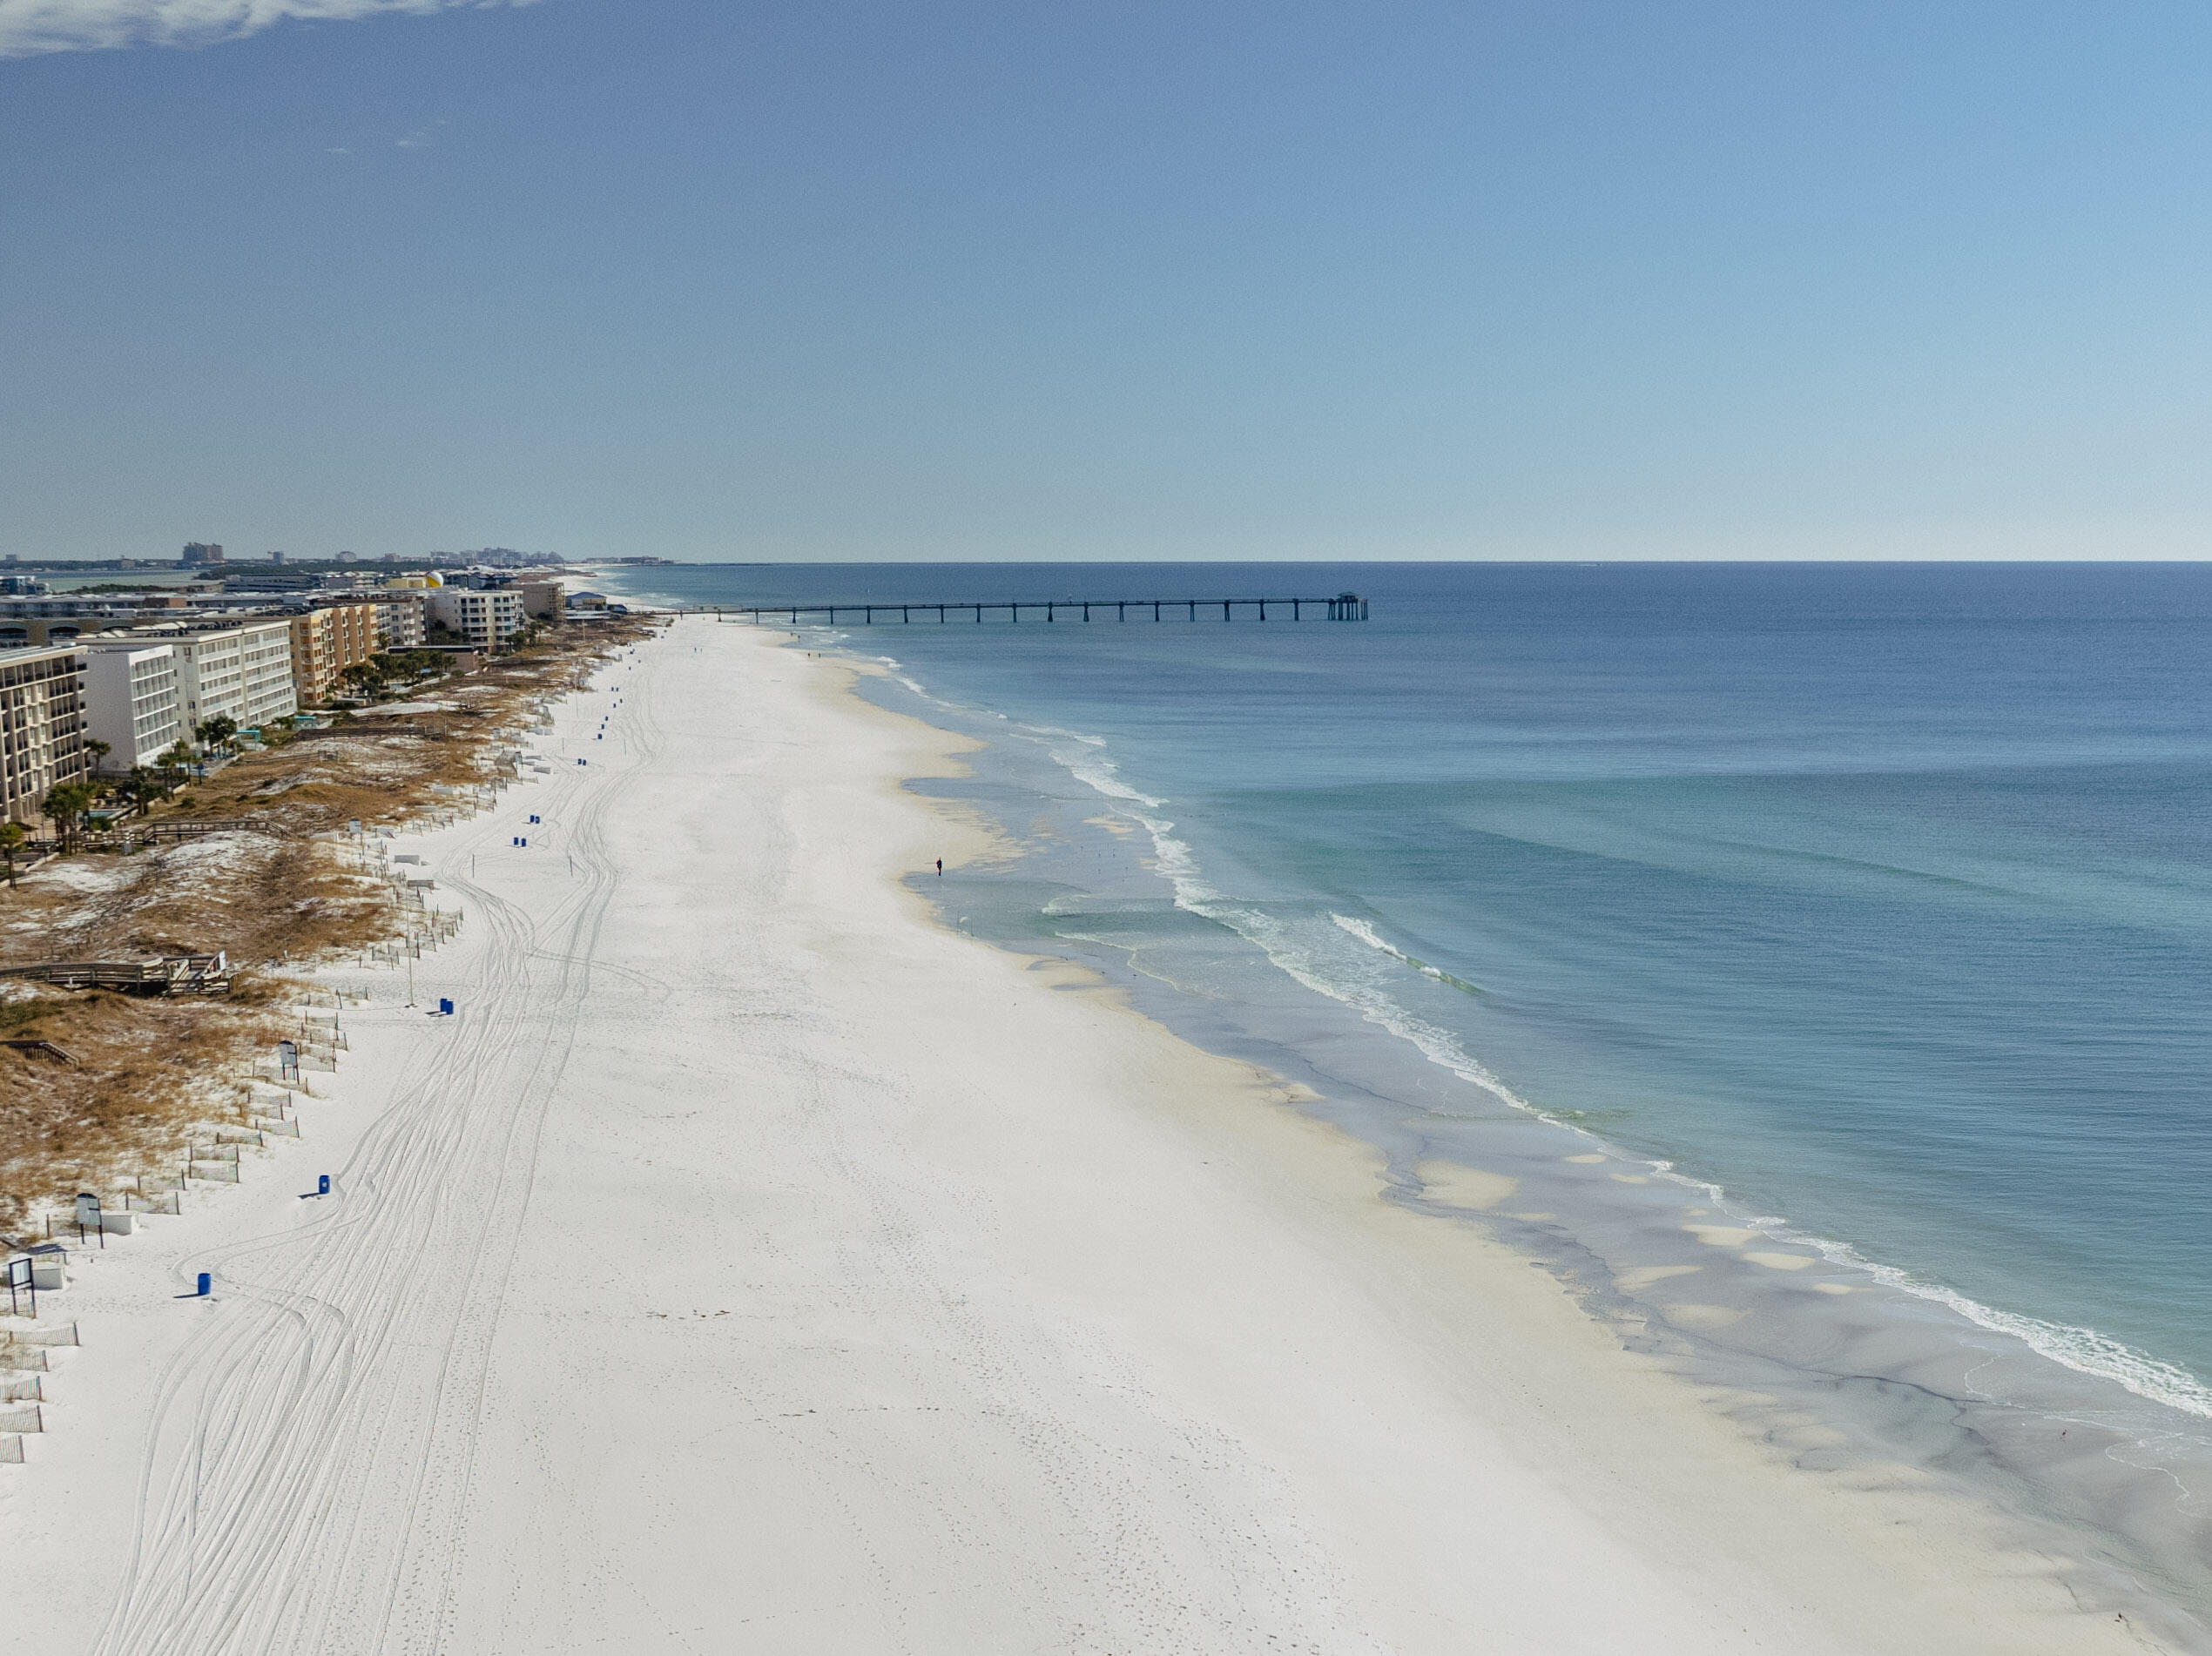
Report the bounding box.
[613,560,2212,1397]
[607,560,2212,1613]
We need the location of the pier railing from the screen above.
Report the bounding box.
[678,593,1370,625]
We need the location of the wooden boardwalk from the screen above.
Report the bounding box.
[0,952,232,995]
[685,593,1370,625]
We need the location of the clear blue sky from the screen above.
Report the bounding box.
[3,2,2209,562]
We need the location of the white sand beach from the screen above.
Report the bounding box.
[0,623,2170,1653]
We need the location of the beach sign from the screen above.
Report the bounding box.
[77,1192,104,1249]
[6,1255,33,1316]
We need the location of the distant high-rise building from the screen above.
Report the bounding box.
[181,542,225,566]
[335,550,357,564]
[269,551,287,564]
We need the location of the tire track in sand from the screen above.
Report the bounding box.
[90,649,662,1656]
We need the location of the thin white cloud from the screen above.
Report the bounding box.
[0,0,536,59]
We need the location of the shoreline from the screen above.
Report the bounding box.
[826,621,2212,1636]
[832,629,2212,1648]
[1,618,2188,1652]
[761,623,2204,1650]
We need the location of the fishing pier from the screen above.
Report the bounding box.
[691,592,1370,625]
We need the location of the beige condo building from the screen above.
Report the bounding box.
[290,601,380,706]
[426,587,527,650]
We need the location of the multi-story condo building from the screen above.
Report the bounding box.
[288,601,380,706]
[519,580,564,622]
[0,643,88,825]
[426,587,526,650]
[82,642,183,771]
[375,591,427,651]
[138,620,299,734]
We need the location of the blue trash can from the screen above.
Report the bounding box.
[439,997,455,1016]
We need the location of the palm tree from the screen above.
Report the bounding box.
[41,781,96,851]
[154,741,196,797]
[0,821,24,886]
[195,714,238,752]
[123,766,164,818]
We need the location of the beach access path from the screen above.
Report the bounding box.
[0,623,2164,1654]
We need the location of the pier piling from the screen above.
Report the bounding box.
[690,594,1368,625]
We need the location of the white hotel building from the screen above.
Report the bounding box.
[81,642,183,771]
[425,586,527,650]
[145,619,300,733]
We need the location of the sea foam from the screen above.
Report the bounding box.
[1028,718,2212,1423]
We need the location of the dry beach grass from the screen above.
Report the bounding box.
[0,619,649,1242]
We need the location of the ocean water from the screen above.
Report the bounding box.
[603,560,2212,1619]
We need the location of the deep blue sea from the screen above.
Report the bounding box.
[601,560,2212,1594]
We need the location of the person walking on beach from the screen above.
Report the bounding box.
[935,858,942,876]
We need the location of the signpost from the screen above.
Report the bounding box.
[5,1255,32,1318]
[279,1040,298,1081]
[76,1191,104,1249]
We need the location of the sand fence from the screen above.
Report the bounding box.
[1,1007,360,1467]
